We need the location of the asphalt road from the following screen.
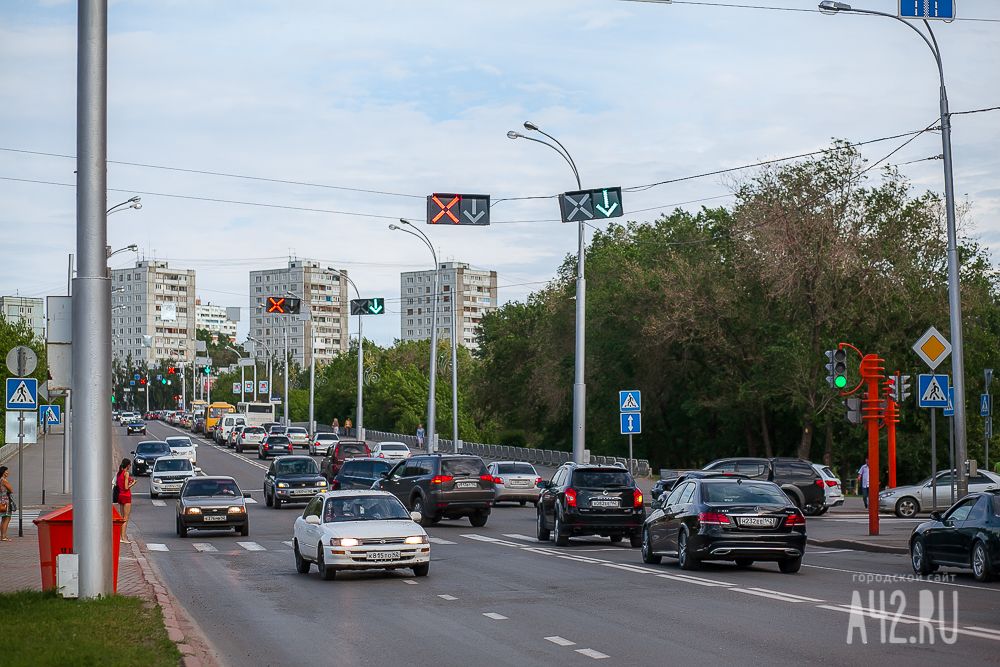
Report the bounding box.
[121,421,1000,666]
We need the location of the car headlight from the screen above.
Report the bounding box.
[152,477,162,484]
[185,507,202,515]
[316,480,327,487]
[330,537,360,547]
[228,506,245,514]
[277,482,289,488]
[880,491,896,498]
[404,535,427,545]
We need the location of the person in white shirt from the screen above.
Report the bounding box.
[857,457,870,508]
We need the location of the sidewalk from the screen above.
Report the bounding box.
[808,496,914,554]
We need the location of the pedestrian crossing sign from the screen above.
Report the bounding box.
[6,377,37,410]
[619,390,641,412]
[917,374,949,408]
[39,404,61,425]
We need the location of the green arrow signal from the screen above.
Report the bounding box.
[368,299,384,314]
[595,189,618,217]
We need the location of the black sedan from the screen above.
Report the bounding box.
[176,476,250,537]
[258,435,293,459]
[126,419,147,435]
[641,477,806,573]
[263,456,328,508]
[910,490,1000,582]
[131,441,172,476]
[650,471,748,500]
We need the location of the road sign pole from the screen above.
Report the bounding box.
[357,312,364,441]
[948,413,955,505]
[628,433,633,476]
[41,418,46,506]
[17,411,24,537]
[931,408,937,511]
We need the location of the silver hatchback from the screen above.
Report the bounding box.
[487,461,541,506]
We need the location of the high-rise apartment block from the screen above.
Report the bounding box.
[195,300,238,342]
[1,296,45,339]
[111,260,197,365]
[399,262,497,349]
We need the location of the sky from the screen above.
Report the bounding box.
[2,0,1000,346]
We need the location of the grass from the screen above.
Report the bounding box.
[0,590,182,667]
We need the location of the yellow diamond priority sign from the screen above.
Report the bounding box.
[913,326,952,370]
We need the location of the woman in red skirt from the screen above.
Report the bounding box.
[115,458,136,543]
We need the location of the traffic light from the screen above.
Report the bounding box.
[844,397,861,425]
[139,377,147,386]
[167,366,176,375]
[824,348,848,389]
[426,193,491,225]
[899,375,912,402]
[111,394,116,404]
[350,298,386,315]
[266,296,301,314]
[203,365,211,376]
[160,378,167,385]
[559,187,624,223]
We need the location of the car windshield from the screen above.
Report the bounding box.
[276,459,319,475]
[287,428,307,435]
[380,443,408,451]
[270,427,286,434]
[136,442,170,455]
[316,433,338,440]
[574,470,632,488]
[497,463,535,474]
[165,438,192,447]
[441,458,487,477]
[154,459,193,472]
[323,495,410,522]
[268,436,290,444]
[701,481,789,504]
[244,427,264,434]
[184,479,241,497]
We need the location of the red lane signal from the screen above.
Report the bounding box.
[167,367,176,374]
[430,194,461,224]
[139,378,147,385]
[267,296,287,314]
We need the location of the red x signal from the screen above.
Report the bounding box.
[430,194,461,224]
[267,296,286,314]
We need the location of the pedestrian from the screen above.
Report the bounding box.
[0,466,13,541]
[115,458,136,543]
[331,417,339,436]
[857,457,870,509]
[416,423,425,449]
[344,417,353,437]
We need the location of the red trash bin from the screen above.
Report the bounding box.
[33,504,125,592]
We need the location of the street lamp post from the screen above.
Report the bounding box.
[226,345,246,404]
[248,335,273,406]
[286,290,314,433]
[327,268,364,441]
[819,1,970,497]
[508,122,586,464]
[391,221,441,453]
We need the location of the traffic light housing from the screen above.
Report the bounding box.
[844,397,862,424]
[825,349,848,389]
[899,375,912,402]
[266,296,301,314]
[167,366,176,375]
[350,298,386,316]
[139,377,147,386]
[203,365,211,375]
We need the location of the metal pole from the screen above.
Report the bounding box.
[17,412,24,537]
[42,419,46,506]
[427,263,439,452]
[240,362,245,404]
[628,433,633,476]
[73,0,112,598]
[64,254,73,495]
[308,328,315,434]
[253,358,258,402]
[931,408,937,511]
[356,312,364,440]
[181,362,186,409]
[451,278,459,451]
[283,323,289,424]
[948,414,955,505]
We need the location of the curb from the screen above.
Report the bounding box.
[808,537,908,555]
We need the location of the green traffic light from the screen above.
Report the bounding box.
[834,376,848,389]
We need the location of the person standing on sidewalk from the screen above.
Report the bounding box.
[115,458,136,543]
[0,466,13,541]
[344,417,353,437]
[857,457,870,509]
[331,417,339,436]
[416,424,425,450]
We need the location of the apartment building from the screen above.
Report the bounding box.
[399,262,497,349]
[0,296,45,339]
[111,260,197,364]
[195,300,238,342]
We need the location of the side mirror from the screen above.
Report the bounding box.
[410,511,423,523]
[536,480,549,489]
[194,467,202,473]
[305,515,321,525]
[929,511,942,521]
[243,491,251,498]
[943,518,956,528]
[129,451,135,456]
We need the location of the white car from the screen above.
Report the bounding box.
[292,490,430,580]
[310,432,340,456]
[286,427,311,449]
[811,463,844,515]
[165,436,198,465]
[150,456,200,499]
[370,441,411,462]
[237,426,268,453]
[879,469,1000,517]
[487,461,541,506]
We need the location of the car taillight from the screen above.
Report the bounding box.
[330,479,340,490]
[378,453,385,458]
[565,488,577,507]
[431,475,453,485]
[825,480,838,487]
[814,479,825,488]
[785,513,806,527]
[493,476,504,484]
[535,477,542,485]
[633,488,643,508]
[698,512,731,525]
[480,474,493,482]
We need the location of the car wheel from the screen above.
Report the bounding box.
[677,530,698,570]
[629,531,642,548]
[641,527,661,564]
[553,511,569,547]
[536,506,551,541]
[895,497,919,518]
[735,558,754,569]
[412,562,430,577]
[608,534,623,543]
[784,491,803,510]
[804,505,821,517]
[273,495,283,509]
[519,500,527,507]
[778,557,802,574]
[412,496,432,527]
[176,517,187,538]
[150,491,158,500]
[265,490,273,507]
[972,541,994,582]
[817,506,830,515]
[239,522,249,537]
[294,540,310,573]
[318,548,336,581]
[469,511,489,528]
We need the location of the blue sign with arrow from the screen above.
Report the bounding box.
[981,394,991,418]
[620,412,641,435]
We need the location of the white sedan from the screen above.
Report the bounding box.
[370,441,411,461]
[292,490,430,580]
[165,436,198,465]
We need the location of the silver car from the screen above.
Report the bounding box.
[310,432,340,456]
[486,461,541,506]
[286,427,311,449]
[879,469,1000,517]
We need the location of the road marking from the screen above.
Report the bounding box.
[544,636,576,647]
[802,563,999,592]
[735,587,824,603]
[966,626,1000,637]
[483,612,508,620]
[575,648,609,659]
[151,500,166,507]
[602,563,656,575]
[807,549,852,555]
[428,537,457,545]
[461,534,523,548]
[237,541,266,551]
[283,541,293,547]
[502,533,537,541]
[146,543,169,552]
[402,579,418,585]
[192,543,218,552]
[245,497,258,504]
[656,573,734,587]
[437,594,458,601]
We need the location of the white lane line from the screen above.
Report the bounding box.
[575,648,609,659]
[283,541,293,547]
[192,543,218,552]
[460,534,523,548]
[502,533,538,541]
[237,541,266,551]
[735,588,824,603]
[966,626,1000,637]
[745,587,824,603]
[402,579,418,585]
[438,594,458,601]
[802,563,999,592]
[428,537,457,545]
[151,500,166,507]
[656,573,732,587]
[146,543,169,552]
[483,612,508,620]
[807,549,852,555]
[602,563,656,575]
[244,497,258,504]
[544,636,576,647]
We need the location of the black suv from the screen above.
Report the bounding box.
[376,454,495,527]
[263,456,328,508]
[702,457,825,513]
[536,464,645,547]
[333,458,394,490]
[131,441,172,476]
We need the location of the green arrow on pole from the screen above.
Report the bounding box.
[595,189,618,217]
[368,299,384,314]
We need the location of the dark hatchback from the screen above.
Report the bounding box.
[131,441,172,476]
[320,441,372,481]
[641,477,807,573]
[910,490,1000,582]
[263,456,328,508]
[332,458,394,490]
[258,435,293,459]
[176,476,250,537]
[375,454,495,527]
[536,464,645,547]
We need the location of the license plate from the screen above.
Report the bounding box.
[510,480,529,487]
[367,551,400,561]
[738,517,775,528]
[203,515,226,522]
[455,481,478,489]
[293,489,315,495]
[591,499,619,508]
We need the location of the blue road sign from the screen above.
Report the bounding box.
[899,0,954,20]
[981,394,992,418]
[133,373,140,380]
[917,374,950,408]
[620,412,642,435]
[129,380,136,386]
[943,388,955,417]
[39,405,61,425]
[619,390,641,412]
[6,377,38,410]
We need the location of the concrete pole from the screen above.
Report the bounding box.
[283,323,289,424]
[64,253,73,495]
[253,359,258,402]
[356,312,364,440]
[427,264,439,452]
[451,277,459,451]
[73,0,113,598]
[308,327,315,434]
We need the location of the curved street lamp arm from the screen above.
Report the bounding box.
[532,128,582,189]
[843,8,944,85]
[516,134,581,189]
[394,224,438,268]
